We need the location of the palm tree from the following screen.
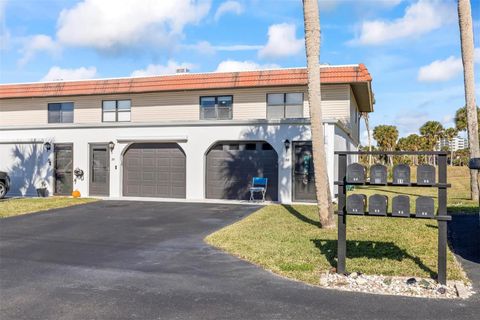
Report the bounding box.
[455,106,480,140]
[397,134,422,165]
[372,125,398,166]
[302,0,334,228]
[360,112,372,165]
[458,0,480,201]
[443,127,458,166]
[420,121,445,165]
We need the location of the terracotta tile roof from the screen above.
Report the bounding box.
[0,64,372,99]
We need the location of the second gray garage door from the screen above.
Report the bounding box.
[123,143,186,198]
[206,141,278,201]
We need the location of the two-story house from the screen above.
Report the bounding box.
[0,64,373,203]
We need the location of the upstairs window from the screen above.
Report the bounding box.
[102,100,131,122]
[48,102,74,123]
[267,93,303,119]
[200,96,233,120]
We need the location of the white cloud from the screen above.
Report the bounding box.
[360,129,375,147]
[351,0,456,45]
[41,66,97,81]
[18,34,61,66]
[56,0,211,51]
[418,49,480,82]
[214,1,243,21]
[130,60,195,77]
[184,40,262,54]
[418,56,462,82]
[258,23,304,59]
[394,111,430,135]
[215,60,280,72]
[0,0,7,23]
[379,0,403,7]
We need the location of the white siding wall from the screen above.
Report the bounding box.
[349,87,360,144]
[0,142,53,196]
[0,121,343,203]
[0,85,353,126]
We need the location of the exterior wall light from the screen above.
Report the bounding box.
[44,142,51,151]
[284,139,290,151]
[108,141,115,152]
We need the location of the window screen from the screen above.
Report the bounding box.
[48,102,74,123]
[103,100,131,122]
[200,96,233,120]
[267,93,303,119]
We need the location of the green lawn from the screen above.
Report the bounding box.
[206,167,476,285]
[0,197,98,218]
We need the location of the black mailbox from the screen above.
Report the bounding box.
[392,195,410,217]
[417,164,436,185]
[468,158,480,170]
[415,196,435,218]
[393,164,410,185]
[368,194,388,216]
[370,164,388,185]
[346,163,366,183]
[346,194,367,215]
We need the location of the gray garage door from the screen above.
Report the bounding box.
[206,141,278,201]
[123,143,186,198]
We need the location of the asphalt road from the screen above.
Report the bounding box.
[0,201,478,320]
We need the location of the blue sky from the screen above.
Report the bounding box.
[0,0,479,143]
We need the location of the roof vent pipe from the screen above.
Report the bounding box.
[176,68,190,74]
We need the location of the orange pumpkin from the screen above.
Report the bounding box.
[72,190,81,198]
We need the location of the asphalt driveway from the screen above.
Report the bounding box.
[0,201,478,320]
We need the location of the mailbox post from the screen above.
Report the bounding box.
[335,151,450,285]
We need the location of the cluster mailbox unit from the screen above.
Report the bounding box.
[417,164,436,185]
[370,164,388,185]
[368,194,388,216]
[392,195,410,217]
[336,151,451,285]
[393,164,410,185]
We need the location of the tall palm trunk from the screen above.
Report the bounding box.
[361,112,372,165]
[303,0,334,228]
[458,0,480,201]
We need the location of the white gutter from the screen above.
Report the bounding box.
[116,136,188,143]
[0,138,46,144]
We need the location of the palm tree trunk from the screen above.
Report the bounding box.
[458,0,480,201]
[362,112,372,165]
[303,0,334,228]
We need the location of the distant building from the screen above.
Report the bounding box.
[437,136,469,151]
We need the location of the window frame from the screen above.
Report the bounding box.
[47,102,74,124]
[102,99,131,123]
[266,92,304,119]
[199,95,233,120]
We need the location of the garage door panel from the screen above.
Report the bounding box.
[206,142,278,201]
[123,143,186,198]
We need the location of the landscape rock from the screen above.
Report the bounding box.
[454,281,472,299]
[317,272,474,299]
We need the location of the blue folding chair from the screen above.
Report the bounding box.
[249,177,268,201]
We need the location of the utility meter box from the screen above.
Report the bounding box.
[415,196,435,218]
[370,164,388,185]
[368,194,388,216]
[392,195,410,217]
[417,164,436,185]
[346,163,366,184]
[393,164,410,185]
[346,194,367,215]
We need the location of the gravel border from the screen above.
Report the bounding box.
[319,272,474,299]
